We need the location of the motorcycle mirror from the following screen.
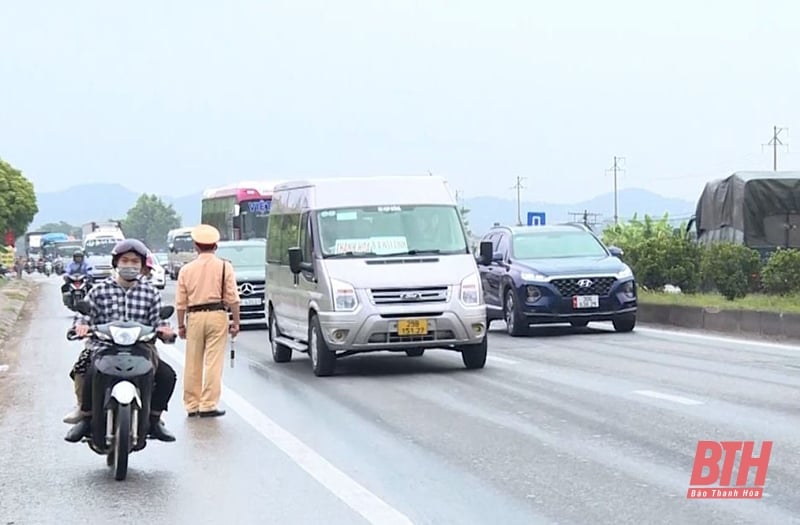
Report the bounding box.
[158,306,175,320]
[74,300,92,316]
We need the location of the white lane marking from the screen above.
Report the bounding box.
[632,390,704,405]
[0,364,8,374]
[635,326,800,351]
[488,355,518,365]
[158,345,414,525]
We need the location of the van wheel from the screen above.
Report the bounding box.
[460,336,488,369]
[405,348,425,357]
[612,314,636,333]
[269,309,292,363]
[309,315,336,377]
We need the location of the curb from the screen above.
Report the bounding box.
[0,279,37,350]
[637,302,800,341]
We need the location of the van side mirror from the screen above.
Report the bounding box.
[478,241,493,265]
[232,216,241,229]
[608,246,624,258]
[159,306,175,320]
[288,247,302,274]
[75,300,92,316]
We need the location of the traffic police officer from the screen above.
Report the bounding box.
[175,224,240,417]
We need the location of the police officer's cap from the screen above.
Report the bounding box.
[191,224,220,245]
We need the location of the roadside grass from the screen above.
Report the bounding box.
[639,290,800,314]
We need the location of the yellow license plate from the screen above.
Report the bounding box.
[397,319,428,336]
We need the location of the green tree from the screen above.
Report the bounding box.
[0,158,38,238]
[123,194,181,249]
[38,221,81,238]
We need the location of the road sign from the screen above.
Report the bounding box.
[527,212,546,226]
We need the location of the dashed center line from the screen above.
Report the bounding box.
[632,389,704,405]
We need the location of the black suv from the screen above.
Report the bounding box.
[476,224,637,336]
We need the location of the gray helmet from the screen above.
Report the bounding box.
[111,239,148,268]
[73,250,83,260]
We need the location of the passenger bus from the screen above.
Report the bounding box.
[200,181,279,241]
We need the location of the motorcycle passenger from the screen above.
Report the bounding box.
[60,250,92,293]
[64,239,178,443]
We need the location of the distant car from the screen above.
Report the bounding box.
[216,239,267,329]
[146,250,166,289]
[153,252,169,267]
[476,223,637,336]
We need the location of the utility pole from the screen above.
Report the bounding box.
[510,176,526,226]
[606,156,625,224]
[763,126,789,171]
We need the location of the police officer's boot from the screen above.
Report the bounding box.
[62,374,84,424]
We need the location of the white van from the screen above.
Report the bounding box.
[83,231,125,280]
[265,175,488,376]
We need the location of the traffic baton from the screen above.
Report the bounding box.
[230,334,236,368]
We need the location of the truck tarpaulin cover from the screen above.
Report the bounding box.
[694,171,800,248]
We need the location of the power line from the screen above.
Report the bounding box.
[762,125,789,171]
[605,156,625,224]
[510,176,526,226]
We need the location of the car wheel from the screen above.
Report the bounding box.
[504,288,528,337]
[612,314,636,333]
[405,348,425,357]
[460,336,487,369]
[570,320,589,328]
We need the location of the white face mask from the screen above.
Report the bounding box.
[117,266,140,281]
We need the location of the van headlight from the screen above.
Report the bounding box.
[616,266,633,279]
[460,273,481,306]
[331,278,358,311]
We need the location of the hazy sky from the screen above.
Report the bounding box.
[1,0,797,204]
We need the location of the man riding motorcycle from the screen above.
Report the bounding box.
[60,250,93,294]
[64,239,177,443]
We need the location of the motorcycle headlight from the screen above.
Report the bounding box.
[459,272,481,306]
[331,278,358,312]
[108,326,142,346]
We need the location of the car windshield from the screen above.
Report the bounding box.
[316,205,468,258]
[84,238,121,256]
[512,231,608,259]
[216,244,264,268]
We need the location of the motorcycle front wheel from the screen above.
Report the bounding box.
[113,404,131,481]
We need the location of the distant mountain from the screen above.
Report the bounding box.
[32,184,695,236]
[463,188,696,235]
[33,184,202,228]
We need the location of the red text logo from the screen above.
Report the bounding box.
[687,440,772,499]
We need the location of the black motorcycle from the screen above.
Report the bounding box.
[67,301,176,481]
[62,274,91,310]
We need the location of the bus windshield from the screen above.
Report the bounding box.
[240,198,271,239]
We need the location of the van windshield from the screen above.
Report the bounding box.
[172,236,194,252]
[84,238,121,256]
[316,205,469,258]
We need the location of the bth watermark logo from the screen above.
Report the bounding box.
[688,440,772,499]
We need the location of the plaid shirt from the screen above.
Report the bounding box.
[73,276,169,352]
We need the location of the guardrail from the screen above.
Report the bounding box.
[637,303,800,340]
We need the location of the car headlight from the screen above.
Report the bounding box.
[520,272,547,282]
[459,272,481,306]
[331,278,358,312]
[109,326,142,346]
[616,266,633,279]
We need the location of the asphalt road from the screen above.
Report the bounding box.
[0,276,798,525]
